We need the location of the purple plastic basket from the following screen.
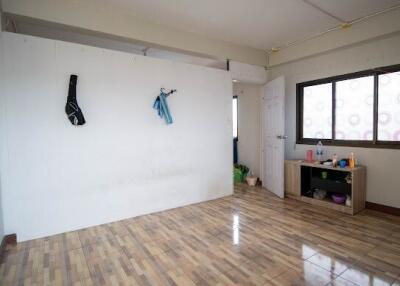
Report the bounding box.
[332,194,346,204]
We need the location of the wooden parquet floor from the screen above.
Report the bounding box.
[1,184,400,286]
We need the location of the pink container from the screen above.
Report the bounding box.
[306,150,313,162]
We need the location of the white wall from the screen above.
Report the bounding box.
[0,32,233,241]
[233,83,261,177]
[270,32,400,208]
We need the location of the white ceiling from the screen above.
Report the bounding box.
[100,0,400,50]
[307,0,400,21]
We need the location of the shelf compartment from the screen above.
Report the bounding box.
[300,196,352,215]
[310,177,351,195]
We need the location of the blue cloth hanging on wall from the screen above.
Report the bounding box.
[153,90,173,124]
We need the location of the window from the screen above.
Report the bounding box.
[378,71,400,141]
[297,64,400,148]
[335,76,374,141]
[302,83,332,139]
[233,96,238,139]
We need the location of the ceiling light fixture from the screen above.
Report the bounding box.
[340,22,351,29]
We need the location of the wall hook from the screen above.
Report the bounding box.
[161,88,177,97]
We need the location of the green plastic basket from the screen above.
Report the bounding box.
[234,168,242,183]
[233,164,250,183]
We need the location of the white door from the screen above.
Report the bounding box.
[261,76,286,198]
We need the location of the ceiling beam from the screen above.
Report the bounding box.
[1,0,268,66]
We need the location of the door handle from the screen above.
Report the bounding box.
[277,135,288,140]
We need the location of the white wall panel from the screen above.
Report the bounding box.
[0,32,233,241]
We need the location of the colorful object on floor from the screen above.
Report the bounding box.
[153,88,176,124]
[234,164,249,183]
[246,175,258,186]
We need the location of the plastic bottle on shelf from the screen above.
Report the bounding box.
[346,195,352,207]
[316,140,323,162]
[332,153,338,167]
[349,152,355,168]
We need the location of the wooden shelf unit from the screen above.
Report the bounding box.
[284,160,366,215]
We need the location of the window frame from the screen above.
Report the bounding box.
[233,95,238,141]
[296,64,400,149]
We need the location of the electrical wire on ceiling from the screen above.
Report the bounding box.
[268,3,400,54]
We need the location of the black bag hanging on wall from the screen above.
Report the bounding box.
[65,74,86,126]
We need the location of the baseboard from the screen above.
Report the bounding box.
[366,201,400,216]
[0,234,17,263]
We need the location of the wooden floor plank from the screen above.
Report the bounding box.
[1,184,399,285]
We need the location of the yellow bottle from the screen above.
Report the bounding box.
[349,152,355,168]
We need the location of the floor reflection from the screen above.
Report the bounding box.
[233,214,239,245]
[303,246,396,285]
[307,252,349,275]
[302,244,317,260]
[340,266,395,286]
